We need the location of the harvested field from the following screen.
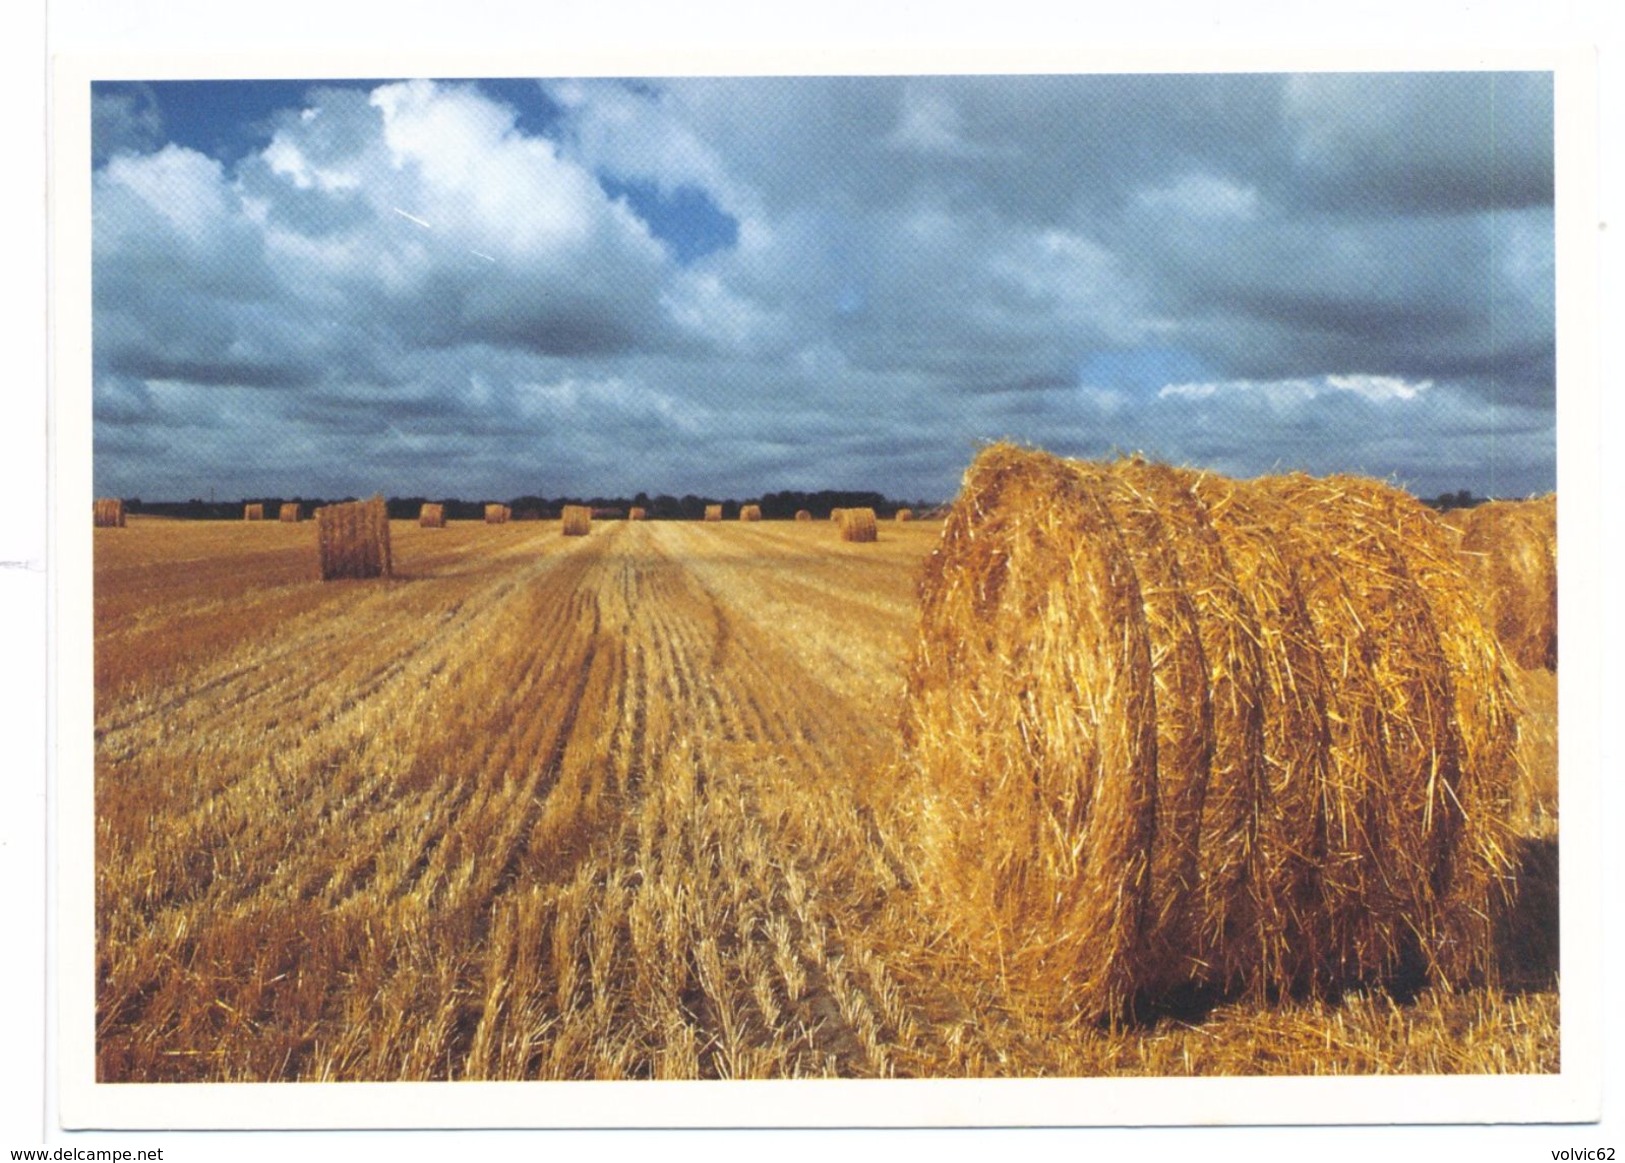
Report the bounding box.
[93,501,1557,1082]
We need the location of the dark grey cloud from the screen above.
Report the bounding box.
[92,73,1557,503]
[1282,73,1554,213]
[91,84,164,166]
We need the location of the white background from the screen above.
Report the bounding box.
[9,2,1619,1159]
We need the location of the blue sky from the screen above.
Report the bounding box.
[90,74,1555,501]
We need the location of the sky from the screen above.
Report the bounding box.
[89,73,1556,503]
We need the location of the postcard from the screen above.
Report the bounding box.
[49,42,1600,1136]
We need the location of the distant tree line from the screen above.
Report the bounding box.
[119,489,941,521]
[1426,489,1485,512]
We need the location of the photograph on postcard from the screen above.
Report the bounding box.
[79,69,1561,1101]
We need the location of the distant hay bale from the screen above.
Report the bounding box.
[316,495,392,581]
[628,507,648,521]
[838,507,877,543]
[1445,497,1557,671]
[561,504,592,536]
[93,498,125,528]
[740,504,762,522]
[704,504,724,522]
[895,508,914,522]
[795,509,813,522]
[279,503,301,523]
[244,503,265,521]
[419,502,446,528]
[484,503,511,525]
[897,444,1518,1023]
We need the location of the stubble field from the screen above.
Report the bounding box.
[93,516,1560,1082]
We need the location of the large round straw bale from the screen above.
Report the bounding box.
[795,509,812,522]
[484,503,511,524]
[1448,497,1557,671]
[704,504,723,522]
[316,495,392,581]
[93,498,126,527]
[628,507,648,521]
[419,502,446,528]
[839,507,877,543]
[561,504,592,536]
[897,444,1519,1022]
[279,502,302,523]
[895,508,914,522]
[244,503,265,521]
[740,503,762,522]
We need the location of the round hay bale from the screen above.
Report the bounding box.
[279,502,302,523]
[628,507,648,521]
[839,507,877,543]
[244,503,265,521]
[1449,497,1557,671]
[897,444,1519,1022]
[316,495,392,581]
[704,504,724,522]
[418,502,446,528]
[93,498,126,527]
[484,503,511,524]
[740,504,762,522]
[895,508,914,522]
[795,509,813,522]
[561,505,592,536]
[829,508,846,522]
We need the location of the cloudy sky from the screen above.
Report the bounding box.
[90,72,1555,502]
